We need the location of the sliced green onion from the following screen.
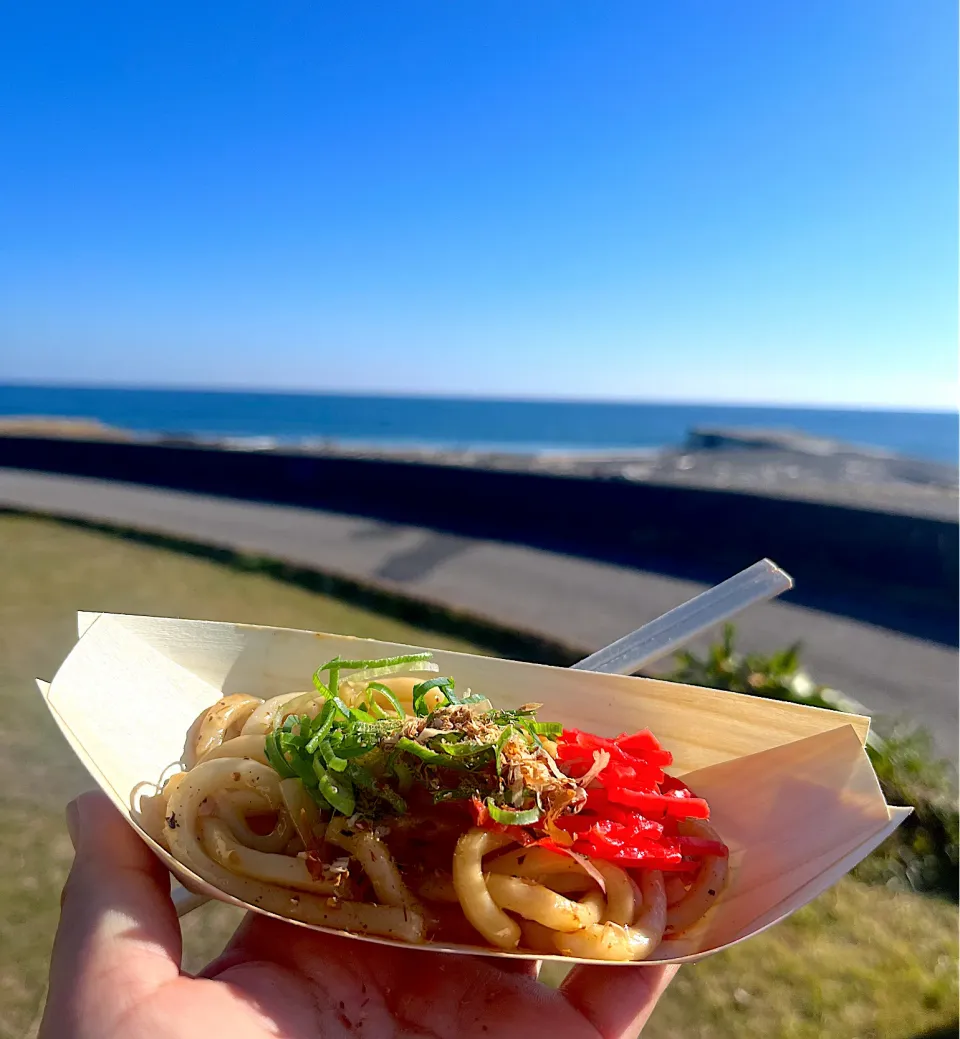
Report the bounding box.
[435,738,491,758]
[437,730,464,743]
[517,719,545,750]
[337,736,378,759]
[350,660,438,683]
[485,799,541,826]
[414,676,454,695]
[395,736,445,763]
[392,758,414,793]
[306,688,351,718]
[332,652,434,671]
[342,720,384,737]
[314,765,355,816]
[364,682,405,718]
[305,712,327,738]
[440,678,462,705]
[305,785,333,810]
[412,676,454,716]
[395,736,469,769]
[319,739,348,772]
[264,730,297,779]
[303,701,337,754]
[277,730,303,753]
[312,656,345,695]
[286,751,320,789]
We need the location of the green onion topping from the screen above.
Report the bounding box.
[485,799,542,826]
[260,651,563,824]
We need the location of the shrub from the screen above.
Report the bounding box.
[665,624,959,900]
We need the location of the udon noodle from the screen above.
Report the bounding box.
[139,652,729,960]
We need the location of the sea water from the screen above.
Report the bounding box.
[0,385,955,465]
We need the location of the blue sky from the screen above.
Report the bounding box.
[1,2,955,407]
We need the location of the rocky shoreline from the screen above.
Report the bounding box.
[0,416,955,520]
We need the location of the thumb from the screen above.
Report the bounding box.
[41,792,183,1037]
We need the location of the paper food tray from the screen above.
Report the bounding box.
[37,612,909,966]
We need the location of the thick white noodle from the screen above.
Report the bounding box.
[198,735,269,767]
[212,788,293,853]
[326,817,421,911]
[537,873,597,895]
[664,875,689,907]
[594,861,636,926]
[633,869,667,936]
[452,828,521,950]
[553,870,666,961]
[340,681,404,717]
[200,817,341,894]
[240,692,312,736]
[279,778,326,848]
[284,833,306,856]
[193,695,263,762]
[344,676,418,709]
[484,874,602,932]
[488,846,587,879]
[164,758,425,941]
[665,820,729,935]
[136,772,186,848]
[578,888,607,919]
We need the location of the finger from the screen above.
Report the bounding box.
[42,792,182,1036]
[560,962,679,1038]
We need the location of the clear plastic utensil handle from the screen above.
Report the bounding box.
[571,559,793,678]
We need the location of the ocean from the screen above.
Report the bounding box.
[0,385,956,465]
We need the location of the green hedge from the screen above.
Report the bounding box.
[665,625,958,901]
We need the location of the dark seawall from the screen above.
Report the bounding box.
[1,435,956,637]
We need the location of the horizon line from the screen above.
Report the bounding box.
[0,379,957,415]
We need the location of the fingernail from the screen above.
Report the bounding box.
[66,800,80,850]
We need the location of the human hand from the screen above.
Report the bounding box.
[41,792,676,1038]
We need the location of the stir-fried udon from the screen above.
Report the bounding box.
[140,652,729,960]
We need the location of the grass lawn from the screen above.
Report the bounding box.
[0,512,956,1039]
[541,879,958,1039]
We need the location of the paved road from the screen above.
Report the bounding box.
[2,468,956,761]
